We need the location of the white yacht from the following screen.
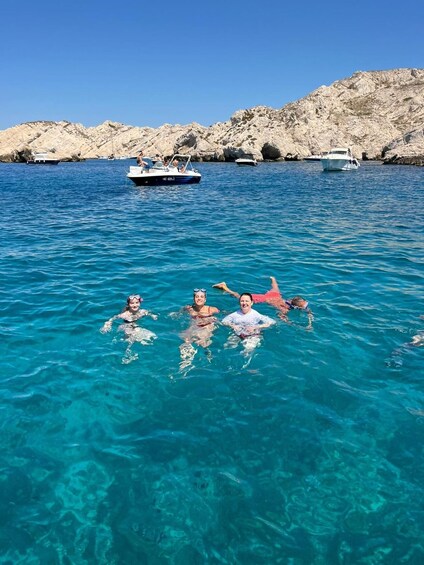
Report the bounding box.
[321,148,360,171]
[127,154,201,186]
[235,154,258,166]
[27,152,60,165]
[304,153,327,162]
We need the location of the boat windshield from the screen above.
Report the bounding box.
[330,148,350,155]
[152,161,165,169]
[168,155,194,170]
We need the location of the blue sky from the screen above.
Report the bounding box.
[2,0,423,130]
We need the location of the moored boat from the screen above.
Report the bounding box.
[127,154,201,186]
[304,153,327,162]
[235,154,258,166]
[27,152,60,165]
[321,147,360,171]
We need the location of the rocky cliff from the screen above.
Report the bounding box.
[1,68,423,164]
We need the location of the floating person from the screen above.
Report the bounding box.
[221,292,275,357]
[410,317,424,347]
[100,294,158,363]
[387,316,424,367]
[213,276,313,329]
[179,288,220,367]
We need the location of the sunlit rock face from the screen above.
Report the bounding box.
[1,69,423,163]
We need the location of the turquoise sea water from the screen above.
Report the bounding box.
[1,159,423,563]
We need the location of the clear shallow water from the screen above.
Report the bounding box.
[1,159,423,563]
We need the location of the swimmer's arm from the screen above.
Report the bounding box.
[221,316,238,331]
[226,323,243,335]
[278,312,289,323]
[168,306,189,319]
[306,310,314,330]
[259,316,276,328]
[100,313,122,332]
[142,309,158,321]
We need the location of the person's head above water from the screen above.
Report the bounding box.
[290,296,309,310]
[239,292,254,314]
[193,288,207,307]
[126,294,143,311]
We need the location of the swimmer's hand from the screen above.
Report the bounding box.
[306,312,314,331]
[278,312,289,322]
[243,326,258,335]
[169,311,183,319]
[151,314,158,321]
[100,321,112,333]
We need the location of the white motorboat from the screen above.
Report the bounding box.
[304,153,327,162]
[127,154,201,186]
[321,147,360,171]
[27,152,60,165]
[235,154,257,166]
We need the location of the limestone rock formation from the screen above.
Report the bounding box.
[381,125,424,165]
[0,68,423,164]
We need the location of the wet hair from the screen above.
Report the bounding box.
[291,296,306,307]
[239,292,253,302]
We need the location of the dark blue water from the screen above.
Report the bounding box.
[1,159,423,563]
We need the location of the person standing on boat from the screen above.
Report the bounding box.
[136,150,149,169]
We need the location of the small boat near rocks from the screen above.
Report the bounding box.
[321,147,360,171]
[27,152,60,165]
[304,153,327,162]
[127,154,201,186]
[235,154,257,166]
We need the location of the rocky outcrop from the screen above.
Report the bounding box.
[1,68,423,164]
[381,125,424,162]
[383,154,424,166]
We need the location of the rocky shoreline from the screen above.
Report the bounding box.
[1,68,423,166]
[383,155,424,166]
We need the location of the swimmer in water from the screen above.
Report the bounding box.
[387,315,424,367]
[100,294,158,363]
[213,276,313,329]
[179,288,220,366]
[221,292,275,357]
[410,316,424,347]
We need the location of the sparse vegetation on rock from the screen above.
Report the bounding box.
[1,69,423,164]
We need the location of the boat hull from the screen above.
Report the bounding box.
[27,159,60,165]
[127,173,201,186]
[321,158,359,171]
[236,161,257,166]
[304,155,322,162]
[127,154,201,186]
